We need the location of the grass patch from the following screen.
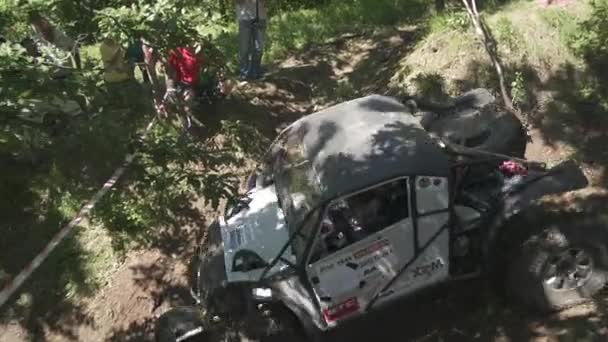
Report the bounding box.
[494,16,521,53]
[540,7,580,47]
[428,10,470,33]
[208,0,428,69]
[0,42,156,331]
[265,0,427,60]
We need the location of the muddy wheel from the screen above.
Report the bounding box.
[188,220,247,317]
[505,215,608,312]
[428,108,526,157]
[155,306,207,342]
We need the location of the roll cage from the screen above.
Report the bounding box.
[257,141,554,298]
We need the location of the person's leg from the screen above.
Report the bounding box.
[140,64,150,83]
[73,49,82,69]
[181,84,195,112]
[238,20,253,79]
[250,20,267,79]
[143,44,158,85]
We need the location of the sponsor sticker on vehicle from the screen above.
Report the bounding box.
[322,297,360,322]
[357,247,393,270]
[353,239,390,259]
[411,258,445,278]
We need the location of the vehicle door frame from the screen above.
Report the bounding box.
[363,174,454,310]
[301,176,413,317]
[259,173,455,328]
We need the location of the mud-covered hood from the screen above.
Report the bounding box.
[219,185,294,282]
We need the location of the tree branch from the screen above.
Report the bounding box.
[461,0,528,128]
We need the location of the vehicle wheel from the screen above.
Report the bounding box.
[155,306,207,342]
[191,253,247,317]
[427,107,526,157]
[505,215,608,312]
[189,220,248,318]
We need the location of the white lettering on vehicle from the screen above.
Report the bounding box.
[377,257,445,299]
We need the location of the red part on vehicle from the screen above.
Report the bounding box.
[323,297,360,323]
[499,160,528,176]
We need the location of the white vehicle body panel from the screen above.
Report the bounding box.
[220,185,294,282]
[308,220,413,327]
[376,176,450,305]
[306,176,451,327]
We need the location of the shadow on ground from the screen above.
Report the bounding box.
[0,80,152,340]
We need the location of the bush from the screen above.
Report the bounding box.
[510,71,528,109]
[568,0,608,110]
[570,0,608,76]
[92,120,268,251]
[540,7,579,48]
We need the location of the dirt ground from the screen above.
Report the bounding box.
[2,27,608,342]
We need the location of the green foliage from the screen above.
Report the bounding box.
[265,0,427,60]
[429,10,470,33]
[1,42,61,158]
[92,120,268,251]
[334,80,357,101]
[540,7,579,47]
[510,71,528,108]
[0,0,30,40]
[412,72,447,99]
[95,1,201,55]
[570,0,608,72]
[494,16,520,52]
[566,0,608,110]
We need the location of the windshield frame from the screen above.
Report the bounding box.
[258,206,322,280]
[265,125,321,234]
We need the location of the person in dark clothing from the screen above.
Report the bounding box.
[236,0,267,81]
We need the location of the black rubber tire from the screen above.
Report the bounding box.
[155,306,207,342]
[428,107,526,157]
[190,253,247,318]
[503,213,608,313]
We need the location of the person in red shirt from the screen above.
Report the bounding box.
[168,46,201,86]
[163,45,204,121]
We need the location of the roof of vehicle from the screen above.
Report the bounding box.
[276,95,450,205]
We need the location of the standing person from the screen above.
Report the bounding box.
[236,0,267,81]
[141,38,159,86]
[126,38,150,83]
[99,36,138,109]
[162,45,205,127]
[99,37,133,84]
[28,12,81,71]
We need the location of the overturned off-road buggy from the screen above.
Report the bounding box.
[155,90,606,342]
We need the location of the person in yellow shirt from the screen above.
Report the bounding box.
[99,37,133,83]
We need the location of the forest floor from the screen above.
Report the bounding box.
[2,2,608,341]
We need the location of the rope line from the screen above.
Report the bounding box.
[0,119,156,308]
